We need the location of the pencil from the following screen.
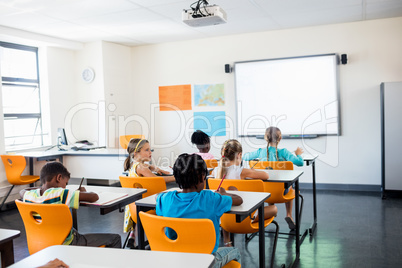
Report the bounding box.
[217,174,226,191]
[250,158,260,169]
[77,177,84,190]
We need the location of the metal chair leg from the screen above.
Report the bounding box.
[123,231,131,248]
[270,220,279,268]
[0,185,14,212]
[245,232,258,243]
[298,194,304,224]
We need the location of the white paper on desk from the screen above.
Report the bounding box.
[80,192,128,206]
[70,264,109,268]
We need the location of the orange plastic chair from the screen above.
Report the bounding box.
[249,161,304,225]
[119,135,145,149]
[139,211,241,268]
[204,159,218,168]
[0,155,40,211]
[15,200,72,255]
[208,178,279,267]
[119,176,167,247]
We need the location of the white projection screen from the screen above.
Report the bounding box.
[235,54,341,137]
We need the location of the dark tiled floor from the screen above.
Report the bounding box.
[1,188,402,268]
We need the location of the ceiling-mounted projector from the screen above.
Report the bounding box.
[182,5,227,27]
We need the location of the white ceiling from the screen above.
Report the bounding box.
[0,0,401,46]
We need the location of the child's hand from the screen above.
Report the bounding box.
[216,187,227,194]
[37,258,69,268]
[78,187,87,192]
[295,147,304,156]
[159,169,171,175]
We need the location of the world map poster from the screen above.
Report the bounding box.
[194,84,225,107]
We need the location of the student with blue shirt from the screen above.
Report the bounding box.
[156,153,242,268]
[243,126,304,229]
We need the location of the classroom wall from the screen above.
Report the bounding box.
[1,17,402,188]
[102,41,132,148]
[127,17,402,186]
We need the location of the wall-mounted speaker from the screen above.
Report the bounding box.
[225,64,232,73]
[341,54,348,65]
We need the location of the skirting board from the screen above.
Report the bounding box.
[299,182,381,192]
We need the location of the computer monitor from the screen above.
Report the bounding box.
[57,128,68,145]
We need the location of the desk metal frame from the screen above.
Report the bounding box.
[304,156,318,236]
[135,190,269,268]
[262,170,304,268]
[0,229,20,267]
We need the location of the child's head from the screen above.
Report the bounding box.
[191,130,211,153]
[40,162,70,187]
[217,139,242,179]
[264,127,282,145]
[173,153,208,191]
[124,138,151,170]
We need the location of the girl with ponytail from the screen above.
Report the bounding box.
[243,126,304,230]
[243,127,304,166]
[212,139,277,224]
[123,138,175,248]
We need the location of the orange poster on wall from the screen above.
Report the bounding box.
[159,84,192,111]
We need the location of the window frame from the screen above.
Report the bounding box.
[0,41,45,150]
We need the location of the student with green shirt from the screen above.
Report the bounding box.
[20,161,121,248]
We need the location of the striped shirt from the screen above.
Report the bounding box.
[23,188,80,245]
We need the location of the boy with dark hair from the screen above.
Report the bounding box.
[20,161,121,248]
[156,153,242,267]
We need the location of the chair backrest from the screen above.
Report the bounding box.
[248,161,294,170]
[204,159,218,168]
[139,211,216,253]
[119,135,145,149]
[208,178,265,192]
[119,176,167,224]
[1,155,27,184]
[247,161,295,203]
[119,176,166,198]
[207,179,272,234]
[15,200,72,255]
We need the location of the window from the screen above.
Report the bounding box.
[0,42,47,150]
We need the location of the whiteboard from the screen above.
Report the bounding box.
[235,54,340,137]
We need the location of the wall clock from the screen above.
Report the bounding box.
[82,67,95,83]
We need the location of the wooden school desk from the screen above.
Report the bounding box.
[0,228,20,267]
[8,245,216,268]
[135,189,270,268]
[66,185,146,230]
[259,169,304,268]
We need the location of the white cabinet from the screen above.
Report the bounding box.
[381,82,402,196]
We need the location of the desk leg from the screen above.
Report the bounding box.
[72,209,78,230]
[0,240,15,267]
[29,158,34,175]
[291,180,300,268]
[309,160,317,235]
[258,204,265,268]
[137,205,145,250]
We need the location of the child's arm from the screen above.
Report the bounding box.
[283,148,304,166]
[218,187,243,206]
[240,168,269,180]
[137,164,176,183]
[148,165,170,175]
[242,149,262,161]
[78,187,99,203]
